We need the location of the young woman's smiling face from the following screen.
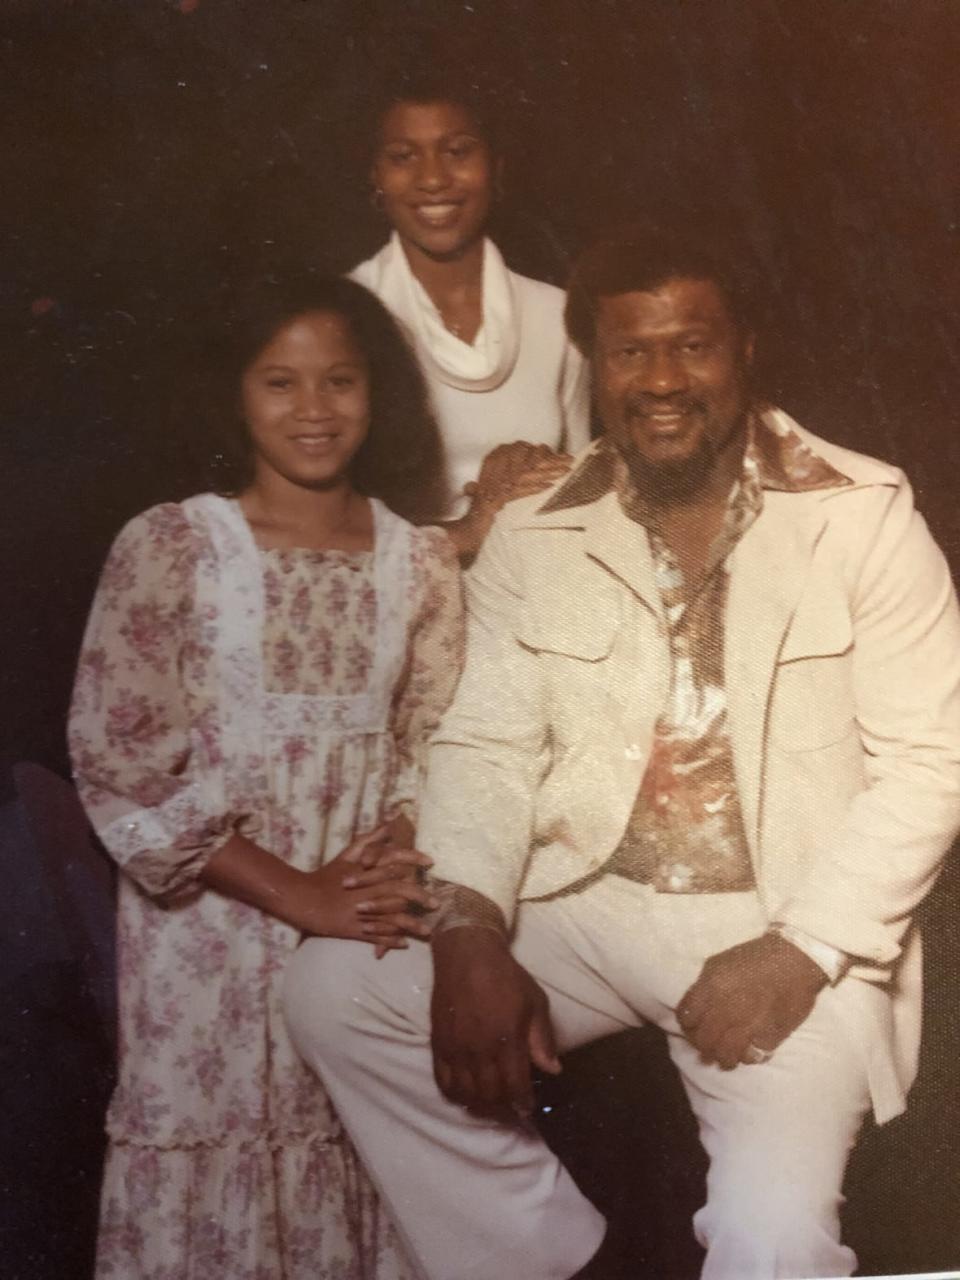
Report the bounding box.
[372,99,494,263]
[240,310,371,492]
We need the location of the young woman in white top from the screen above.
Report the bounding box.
[350,80,591,560]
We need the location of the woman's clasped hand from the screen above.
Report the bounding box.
[292,823,438,949]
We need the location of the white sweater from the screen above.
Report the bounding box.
[350,240,591,519]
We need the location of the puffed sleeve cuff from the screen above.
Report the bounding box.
[95,782,262,903]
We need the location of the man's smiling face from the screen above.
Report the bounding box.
[593,276,754,499]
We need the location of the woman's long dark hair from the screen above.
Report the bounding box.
[205,273,445,524]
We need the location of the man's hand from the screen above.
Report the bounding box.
[431,927,561,1119]
[676,932,828,1069]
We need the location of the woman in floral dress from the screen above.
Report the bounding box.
[69,275,464,1279]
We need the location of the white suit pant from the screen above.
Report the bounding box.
[284,877,876,1280]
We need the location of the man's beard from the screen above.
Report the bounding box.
[618,396,718,504]
[620,435,718,504]
[617,394,746,505]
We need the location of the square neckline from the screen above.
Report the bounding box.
[226,496,376,559]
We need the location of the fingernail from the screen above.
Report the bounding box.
[343,876,357,887]
[356,901,373,912]
[427,897,440,909]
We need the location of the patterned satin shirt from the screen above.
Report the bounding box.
[586,413,852,894]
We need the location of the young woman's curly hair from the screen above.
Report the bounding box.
[204,272,445,524]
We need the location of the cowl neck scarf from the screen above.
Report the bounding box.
[351,232,521,393]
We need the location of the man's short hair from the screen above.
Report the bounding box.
[565,224,760,357]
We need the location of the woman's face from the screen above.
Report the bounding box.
[372,99,494,262]
[240,310,371,492]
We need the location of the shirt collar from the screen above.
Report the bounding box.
[751,410,853,492]
[538,408,853,517]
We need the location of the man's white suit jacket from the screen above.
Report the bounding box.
[418,408,960,1123]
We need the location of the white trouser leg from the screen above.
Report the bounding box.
[283,932,617,1280]
[521,878,875,1280]
[284,878,876,1280]
[667,990,870,1280]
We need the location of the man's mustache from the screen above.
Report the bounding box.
[624,395,707,419]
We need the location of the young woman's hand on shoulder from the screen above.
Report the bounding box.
[447,441,574,561]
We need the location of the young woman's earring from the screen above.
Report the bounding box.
[370,186,385,212]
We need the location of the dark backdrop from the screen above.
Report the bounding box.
[2,2,959,1275]
[4,0,960,782]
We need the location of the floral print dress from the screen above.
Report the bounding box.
[69,494,463,1280]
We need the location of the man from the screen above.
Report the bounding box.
[284,228,960,1280]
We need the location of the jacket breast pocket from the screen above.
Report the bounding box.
[514,615,618,662]
[515,615,620,756]
[515,573,621,662]
[769,600,855,751]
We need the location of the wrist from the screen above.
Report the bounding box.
[768,923,848,985]
[441,517,473,562]
[431,923,510,957]
[283,865,331,935]
[201,835,319,931]
[444,503,493,562]
[765,930,830,992]
[430,881,507,938]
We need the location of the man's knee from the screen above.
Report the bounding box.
[282,937,431,1071]
[283,937,377,1067]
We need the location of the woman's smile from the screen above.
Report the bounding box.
[412,199,464,229]
[372,100,493,262]
[241,311,371,491]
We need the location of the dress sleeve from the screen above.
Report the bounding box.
[388,528,466,818]
[69,504,254,902]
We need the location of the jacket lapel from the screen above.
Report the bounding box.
[725,490,827,862]
[524,489,666,620]
[581,492,665,621]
